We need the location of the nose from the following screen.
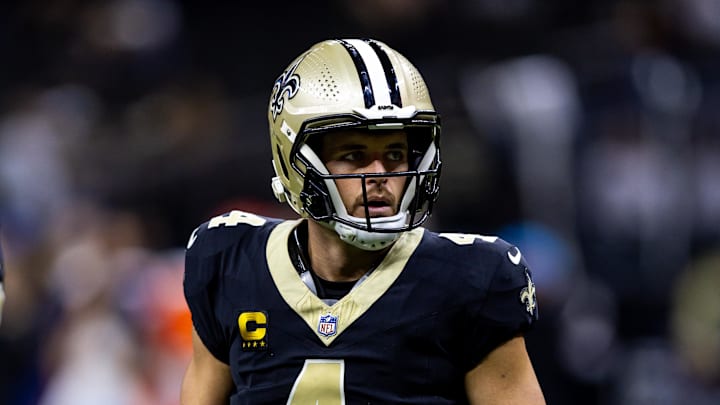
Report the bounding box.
[365,158,388,174]
[365,158,389,184]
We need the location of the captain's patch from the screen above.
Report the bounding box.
[238,311,268,351]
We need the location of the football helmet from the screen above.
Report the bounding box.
[268,38,441,250]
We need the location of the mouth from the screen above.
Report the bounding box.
[362,198,395,217]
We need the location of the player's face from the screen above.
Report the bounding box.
[320,130,409,218]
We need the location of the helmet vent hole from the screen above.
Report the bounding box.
[398,54,429,102]
[305,54,341,102]
[410,69,428,101]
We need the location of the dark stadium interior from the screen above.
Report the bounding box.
[1,1,719,404]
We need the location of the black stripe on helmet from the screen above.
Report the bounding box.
[338,39,375,108]
[366,39,402,107]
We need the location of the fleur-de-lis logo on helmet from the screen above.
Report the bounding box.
[270,58,302,121]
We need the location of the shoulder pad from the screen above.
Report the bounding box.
[186,210,280,257]
[433,231,529,267]
[430,230,538,317]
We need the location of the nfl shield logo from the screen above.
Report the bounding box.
[317,313,338,337]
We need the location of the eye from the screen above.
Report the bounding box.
[340,151,363,162]
[386,150,406,162]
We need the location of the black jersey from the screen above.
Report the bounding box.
[184,210,538,405]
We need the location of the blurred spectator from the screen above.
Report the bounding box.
[460,54,581,237]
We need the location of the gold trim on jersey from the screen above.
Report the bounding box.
[266,220,424,346]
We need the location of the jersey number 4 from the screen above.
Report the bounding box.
[188,211,267,249]
[208,210,266,228]
[287,359,345,405]
[439,233,497,245]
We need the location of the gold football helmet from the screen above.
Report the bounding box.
[268,38,441,250]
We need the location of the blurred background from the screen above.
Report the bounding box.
[1,0,719,404]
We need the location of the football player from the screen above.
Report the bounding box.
[182,38,545,404]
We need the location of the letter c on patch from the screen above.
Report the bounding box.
[238,312,267,341]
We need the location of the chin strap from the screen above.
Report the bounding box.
[329,212,407,251]
[334,225,400,251]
